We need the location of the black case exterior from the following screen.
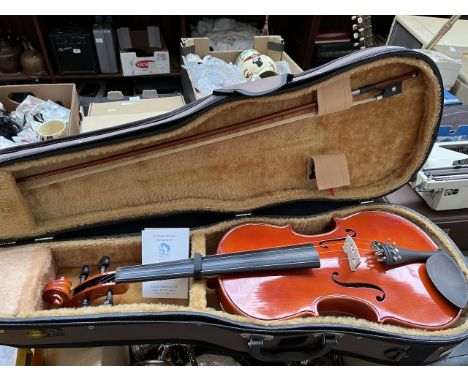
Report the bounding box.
[0,310,463,365]
[0,47,466,365]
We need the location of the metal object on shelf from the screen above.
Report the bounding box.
[20,38,46,76]
[93,23,119,74]
[130,344,197,366]
[0,38,21,74]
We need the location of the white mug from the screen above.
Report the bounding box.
[37,120,68,141]
[235,49,278,80]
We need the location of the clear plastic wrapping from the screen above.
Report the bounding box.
[183,54,247,96]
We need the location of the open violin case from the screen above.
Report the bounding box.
[0,46,467,365]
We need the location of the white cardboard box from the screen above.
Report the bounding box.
[414,49,462,90]
[452,79,468,105]
[81,95,185,133]
[117,26,170,76]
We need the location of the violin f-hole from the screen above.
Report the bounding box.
[319,228,357,248]
[315,295,380,323]
[331,272,385,302]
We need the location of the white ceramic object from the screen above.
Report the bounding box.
[235,49,278,80]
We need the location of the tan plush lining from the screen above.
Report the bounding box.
[0,57,440,240]
[0,204,466,338]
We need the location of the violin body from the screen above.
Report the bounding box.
[214,211,461,330]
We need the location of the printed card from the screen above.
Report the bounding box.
[141,228,190,299]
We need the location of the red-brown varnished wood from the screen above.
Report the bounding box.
[42,272,129,308]
[215,210,461,330]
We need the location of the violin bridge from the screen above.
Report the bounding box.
[343,235,361,271]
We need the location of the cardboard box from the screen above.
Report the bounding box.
[81,95,185,133]
[44,346,130,366]
[117,26,170,76]
[180,36,302,103]
[452,79,468,105]
[413,49,462,90]
[0,83,80,136]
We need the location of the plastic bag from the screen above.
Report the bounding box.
[0,136,16,149]
[13,95,70,133]
[11,129,40,145]
[275,60,292,75]
[12,95,45,130]
[183,55,246,96]
[191,17,259,51]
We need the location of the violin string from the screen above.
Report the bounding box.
[288,237,395,247]
[77,243,377,284]
[221,236,399,252]
[72,239,423,291]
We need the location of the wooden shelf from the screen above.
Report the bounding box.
[0,71,181,83]
[0,72,50,82]
[0,16,184,85]
[52,71,181,81]
[0,16,326,85]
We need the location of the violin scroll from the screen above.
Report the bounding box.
[42,277,73,307]
[42,256,129,309]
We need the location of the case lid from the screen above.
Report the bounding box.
[0,47,443,242]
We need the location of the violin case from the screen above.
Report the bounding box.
[0,46,466,365]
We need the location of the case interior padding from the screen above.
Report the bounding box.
[0,57,441,241]
[0,204,466,338]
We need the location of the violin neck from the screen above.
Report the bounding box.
[114,244,320,284]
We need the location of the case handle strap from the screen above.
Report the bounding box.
[247,334,338,362]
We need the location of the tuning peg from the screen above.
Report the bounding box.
[81,296,90,307]
[98,256,111,273]
[103,290,114,305]
[79,265,90,283]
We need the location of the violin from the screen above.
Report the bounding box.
[213,211,467,330]
[42,210,468,331]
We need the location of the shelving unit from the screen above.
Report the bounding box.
[0,15,394,93]
[0,16,185,88]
